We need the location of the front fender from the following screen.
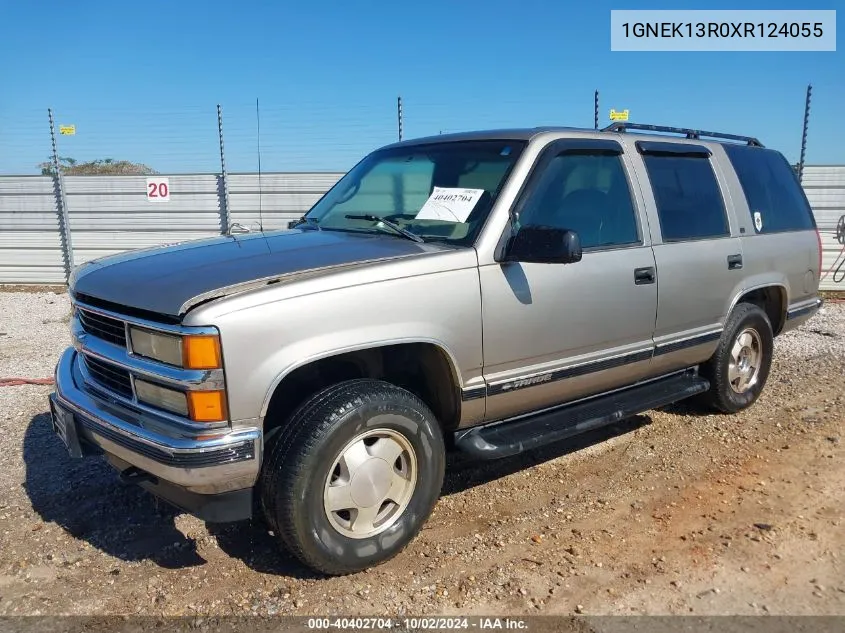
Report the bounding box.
[205,267,484,425]
[257,334,464,419]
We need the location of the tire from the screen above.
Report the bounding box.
[259,379,445,575]
[699,302,774,413]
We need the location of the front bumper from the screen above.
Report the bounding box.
[49,347,261,522]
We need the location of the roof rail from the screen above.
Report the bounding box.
[602,122,763,147]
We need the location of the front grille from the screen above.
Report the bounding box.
[78,309,127,347]
[83,355,134,398]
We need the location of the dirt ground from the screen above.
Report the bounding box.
[0,291,843,617]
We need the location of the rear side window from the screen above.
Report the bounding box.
[642,154,729,242]
[722,145,816,233]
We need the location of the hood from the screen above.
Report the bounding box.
[70,229,451,318]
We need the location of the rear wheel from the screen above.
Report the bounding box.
[259,379,445,575]
[699,302,774,413]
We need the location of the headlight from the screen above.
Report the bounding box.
[129,327,222,370]
[134,379,189,416]
[129,327,183,366]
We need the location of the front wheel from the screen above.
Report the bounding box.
[259,379,445,575]
[699,302,774,413]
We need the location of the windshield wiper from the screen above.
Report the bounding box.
[344,214,424,243]
[289,216,322,231]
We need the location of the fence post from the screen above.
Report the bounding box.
[798,84,812,184]
[594,90,599,130]
[397,96,403,142]
[48,108,74,280]
[217,104,232,233]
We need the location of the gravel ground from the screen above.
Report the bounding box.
[0,291,70,380]
[0,290,843,617]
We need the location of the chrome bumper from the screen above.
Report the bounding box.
[51,347,261,495]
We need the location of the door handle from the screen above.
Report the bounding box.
[634,266,656,285]
[727,254,743,270]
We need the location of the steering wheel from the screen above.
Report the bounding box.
[836,214,845,245]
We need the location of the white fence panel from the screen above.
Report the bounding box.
[0,176,66,283]
[0,168,843,289]
[64,174,225,265]
[227,172,343,230]
[803,166,845,291]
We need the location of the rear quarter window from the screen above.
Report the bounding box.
[722,145,816,233]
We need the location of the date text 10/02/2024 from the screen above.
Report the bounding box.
[306,617,528,630]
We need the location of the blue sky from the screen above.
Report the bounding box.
[0,0,841,174]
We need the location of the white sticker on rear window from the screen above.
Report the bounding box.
[416,187,485,223]
[753,210,763,232]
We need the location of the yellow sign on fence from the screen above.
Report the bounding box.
[609,109,629,122]
[59,125,76,135]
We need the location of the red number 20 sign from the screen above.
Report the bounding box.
[146,177,170,203]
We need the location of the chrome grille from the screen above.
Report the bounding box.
[78,309,127,347]
[83,355,133,398]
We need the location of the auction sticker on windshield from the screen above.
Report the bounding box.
[416,187,484,222]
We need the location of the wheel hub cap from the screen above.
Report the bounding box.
[323,427,417,539]
[728,327,762,394]
[350,459,392,508]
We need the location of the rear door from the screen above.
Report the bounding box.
[626,140,745,377]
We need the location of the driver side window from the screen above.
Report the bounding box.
[518,152,640,249]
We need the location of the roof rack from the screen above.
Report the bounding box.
[601,122,763,147]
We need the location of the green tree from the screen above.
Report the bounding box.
[39,157,157,176]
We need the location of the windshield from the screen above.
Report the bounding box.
[304,139,527,245]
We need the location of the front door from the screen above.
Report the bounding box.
[479,139,658,422]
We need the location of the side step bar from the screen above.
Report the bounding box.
[453,370,710,460]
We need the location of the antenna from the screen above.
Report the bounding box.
[256,97,264,232]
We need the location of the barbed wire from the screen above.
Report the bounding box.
[0,94,602,175]
[0,90,822,175]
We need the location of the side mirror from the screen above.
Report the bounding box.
[505,225,582,264]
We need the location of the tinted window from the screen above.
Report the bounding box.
[326,154,435,216]
[457,160,514,191]
[722,145,816,233]
[643,155,729,241]
[309,140,524,245]
[518,153,639,249]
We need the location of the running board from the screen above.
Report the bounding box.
[453,370,710,460]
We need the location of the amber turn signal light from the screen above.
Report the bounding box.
[182,335,222,370]
[187,390,227,423]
